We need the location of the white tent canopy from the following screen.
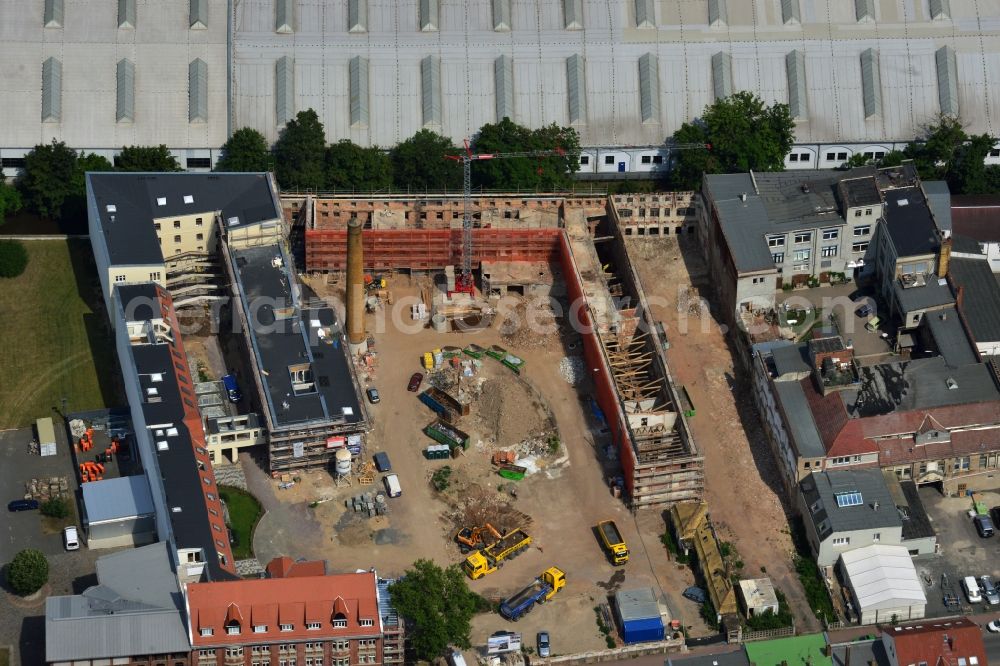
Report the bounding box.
[839,545,926,623]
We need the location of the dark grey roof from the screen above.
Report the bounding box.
[893,275,954,313]
[882,187,940,258]
[206,412,261,435]
[949,256,1000,343]
[923,306,977,368]
[799,469,903,539]
[614,587,660,622]
[842,356,999,418]
[46,543,190,662]
[231,244,363,430]
[82,474,155,524]
[951,234,985,255]
[839,176,881,208]
[831,640,890,666]
[87,172,279,267]
[772,343,811,378]
[774,381,826,458]
[668,649,752,666]
[897,480,935,541]
[923,181,953,233]
[117,286,237,582]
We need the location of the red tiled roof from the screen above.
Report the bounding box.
[266,556,327,578]
[188,571,380,646]
[879,426,1000,465]
[884,617,986,666]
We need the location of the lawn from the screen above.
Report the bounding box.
[0,240,120,428]
[219,486,263,560]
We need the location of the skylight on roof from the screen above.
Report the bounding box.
[150,372,163,382]
[157,197,167,206]
[835,491,863,507]
[157,440,169,451]
[183,195,194,204]
[166,426,179,437]
[897,198,909,206]
[106,204,117,213]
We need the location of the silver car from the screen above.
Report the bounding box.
[981,576,1000,605]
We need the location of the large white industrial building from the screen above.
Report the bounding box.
[3,0,1000,175]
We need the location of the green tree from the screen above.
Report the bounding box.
[669,91,796,189]
[841,150,905,170]
[0,177,23,223]
[216,128,273,172]
[390,129,462,191]
[389,559,481,660]
[6,548,49,596]
[18,140,80,219]
[472,119,580,190]
[40,497,70,519]
[116,145,182,172]
[0,240,29,278]
[62,153,115,221]
[904,115,967,181]
[903,116,1000,194]
[273,109,328,190]
[325,140,393,191]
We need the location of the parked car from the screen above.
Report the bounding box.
[974,514,995,538]
[682,586,708,603]
[855,304,873,318]
[963,576,983,604]
[8,499,39,512]
[373,451,391,473]
[981,576,1000,605]
[63,526,80,551]
[366,387,380,404]
[383,473,402,498]
[407,372,423,392]
[537,632,550,658]
[988,619,1000,633]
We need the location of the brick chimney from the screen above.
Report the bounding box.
[937,236,952,277]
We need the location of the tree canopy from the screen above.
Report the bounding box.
[388,559,482,661]
[18,140,80,219]
[0,239,29,278]
[115,145,182,172]
[390,129,462,191]
[472,119,580,190]
[670,91,796,189]
[903,116,1000,195]
[325,140,393,191]
[273,109,328,190]
[216,128,272,172]
[842,150,905,170]
[0,177,22,223]
[7,548,49,596]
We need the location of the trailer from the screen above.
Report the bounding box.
[596,519,629,565]
[463,527,532,579]
[499,567,566,621]
[486,345,508,361]
[497,464,527,481]
[463,344,486,359]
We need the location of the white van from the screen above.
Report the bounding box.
[962,576,982,603]
[448,651,468,666]
[383,473,402,498]
[63,526,80,551]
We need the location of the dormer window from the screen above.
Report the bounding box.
[254,625,267,633]
[200,628,213,637]
[307,622,321,630]
[333,618,348,628]
[280,623,293,632]
[360,619,373,627]
[226,622,240,635]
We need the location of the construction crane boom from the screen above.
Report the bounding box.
[445,139,566,296]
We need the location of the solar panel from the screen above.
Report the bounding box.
[836,491,863,507]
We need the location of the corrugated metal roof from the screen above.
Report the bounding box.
[936,46,959,116]
[855,0,875,22]
[615,587,660,622]
[781,0,800,25]
[495,55,514,122]
[189,58,208,122]
[563,0,582,30]
[421,55,441,126]
[118,0,135,28]
[861,48,881,118]
[348,0,367,33]
[82,474,155,524]
[708,0,727,27]
[420,0,438,31]
[638,53,659,124]
[493,0,510,31]
[41,57,62,122]
[116,58,135,123]
[635,0,654,29]
[712,51,732,101]
[929,0,951,21]
[189,0,207,29]
[44,0,63,28]
[275,0,293,33]
[350,56,369,127]
[786,50,807,120]
[566,54,586,125]
[276,56,295,126]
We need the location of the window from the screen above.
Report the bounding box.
[173,235,181,243]
[307,622,321,630]
[838,152,848,161]
[580,155,589,165]
[333,618,348,628]
[154,222,161,230]
[652,155,663,164]
[604,155,615,165]
[227,625,240,635]
[641,155,651,164]
[822,228,839,240]
[799,153,811,162]
[0,157,26,168]
[280,623,293,632]
[854,225,871,236]
[226,647,244,657]
[854,209,862,217]
[149,272,161,281]
[991,149,1000,157]
[832,536,851,546]
[772,252,785,264]
[187,157,212,169]
[789,154,799,162]
[835,491,863,507]
[953,456,970,471]
[793,248,811,262]
[767,235,785,248]
[793,232,811,244]
[752,277,766,284]
[115,274,126,283]
[865,208,873,215]
[196,233,204,240]
[852,241,869,253]
[173,220,181,228]
[873,532,880,542]
[200,628,213,637]
[821,245,838,257]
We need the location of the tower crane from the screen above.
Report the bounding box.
[445,140,567,297]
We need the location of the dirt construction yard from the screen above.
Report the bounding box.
[626,235,820,633]
[248,274,699,656]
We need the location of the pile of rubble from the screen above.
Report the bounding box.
[448,485,532,535]
[346,491,388,518]
[677,285,705,318]
[25,476,70,502]
[498,299,559,349]
[558,355,586,385]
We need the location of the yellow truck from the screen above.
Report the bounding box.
[596,520,629,565]
[463,527,531,579]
